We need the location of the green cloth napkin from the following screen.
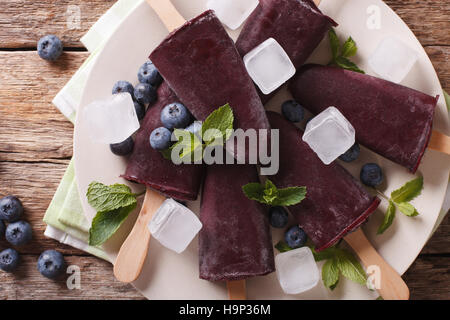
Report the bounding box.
[43,0,144,261]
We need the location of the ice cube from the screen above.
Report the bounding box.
[368,36,419,83]
[207,0,259,30]
[148,199,202,254]
[243,38,296,95]
[275,247,319,295]
[83,93,140,144]
[303,107,355,165]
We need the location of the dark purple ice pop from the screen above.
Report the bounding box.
[289,64,439,172]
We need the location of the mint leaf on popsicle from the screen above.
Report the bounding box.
[328,28,365,74]
[242,179,306,207]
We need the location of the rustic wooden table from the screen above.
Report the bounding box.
[0,0,448,300]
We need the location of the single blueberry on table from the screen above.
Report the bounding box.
[360,163,383,187]
[282,100,304,123]
[37,35,63,61]
[161,102,192,130]
[138,61,163,87]
[150,127,172,151]
[269,206,289,228]
[0,220,5,238]
[112,80,134,97]
[134,83,157,105]
[339,143,361,163]
[37,250,66,279]
[110,137,134,156]
[0,248,20,272]
[134,101,146,121]
[6,221,32,246]
[285,225,307,249]
[0,195,24,222]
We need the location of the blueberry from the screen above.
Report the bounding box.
[161,102,192,130]
[339,143,361,163]
[360,163,383,187]
[112,80,134,97]
[150,127,172,151]
[285,225,307,249]
[138,61,163,87]
[6,221,32,246]
[0,248,20,272]
[37,35,63,61]
[110,137,134,156]
[269,206,289,228]
[0,196,24,222]
[134,101,146,121]
[282,100,304,123]
[0,220,5,238]
[37,250,66,279]
[134,83,157,105]
[185,121,202,134]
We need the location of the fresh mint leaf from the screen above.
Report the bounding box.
[171,129,204,163]
[87,182,137,213]
[89,203,136,246]
[377,200,396,234]
[202,104,234,145]
[444,90,450,112]
[322,258,340,290]
[275,187,307,207]
[328,29,340,59]
[310,246,338,262]
[376,296,384,300]
[242,183,265,202]
[391,176,423,204]
[341,37,358,57]
[336,249,367,285]
[275,241,293,253]
[242,179,307,206]
[334,56,365,74]
[397,202,419,217]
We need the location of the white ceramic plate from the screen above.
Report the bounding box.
[74,0,450,299]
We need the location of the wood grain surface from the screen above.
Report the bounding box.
[0,0,448,300]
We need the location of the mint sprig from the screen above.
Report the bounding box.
[87,182,143,246]
[377,176,423,234]
[242,179,306,207]
[162,104,234,162]
[444,90,450,112]
[328,29,365,74]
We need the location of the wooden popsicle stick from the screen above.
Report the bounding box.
[113,188,166,283]
[146,0,186,32]
[344,229,410,300]
[429,130,450,156]
[227,280,247,300]
[314,0,322,6]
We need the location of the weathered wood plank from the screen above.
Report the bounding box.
[0,0,448,48]
[0,0,115,48]
[0,255,144,299]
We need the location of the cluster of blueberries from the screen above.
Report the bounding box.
[0,196,66,279]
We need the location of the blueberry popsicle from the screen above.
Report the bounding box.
[199,164,275,282]
[268,111,380,251]
[122,82,203,201]
[150,10,270,150]
[289,64,439,172]
[236,0,337,103]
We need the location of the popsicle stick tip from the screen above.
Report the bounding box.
[429,130,450,156]
[146,0,186,32]
[227,280,247,300]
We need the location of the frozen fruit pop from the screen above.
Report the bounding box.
[199,164,275,281]
[122,82,203,201]
[289,64,439,172]
[150,10,270,155]
[267,112,380,251]
[236,0,337,104]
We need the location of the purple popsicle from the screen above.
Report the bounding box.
[268,111,380,251]
[150,10,270,157]
[236,0,337,103]
[122,82,203,201]
[199,164,275,281]
[289,64,439,172]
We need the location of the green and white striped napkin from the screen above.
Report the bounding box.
[44,0,449,261]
